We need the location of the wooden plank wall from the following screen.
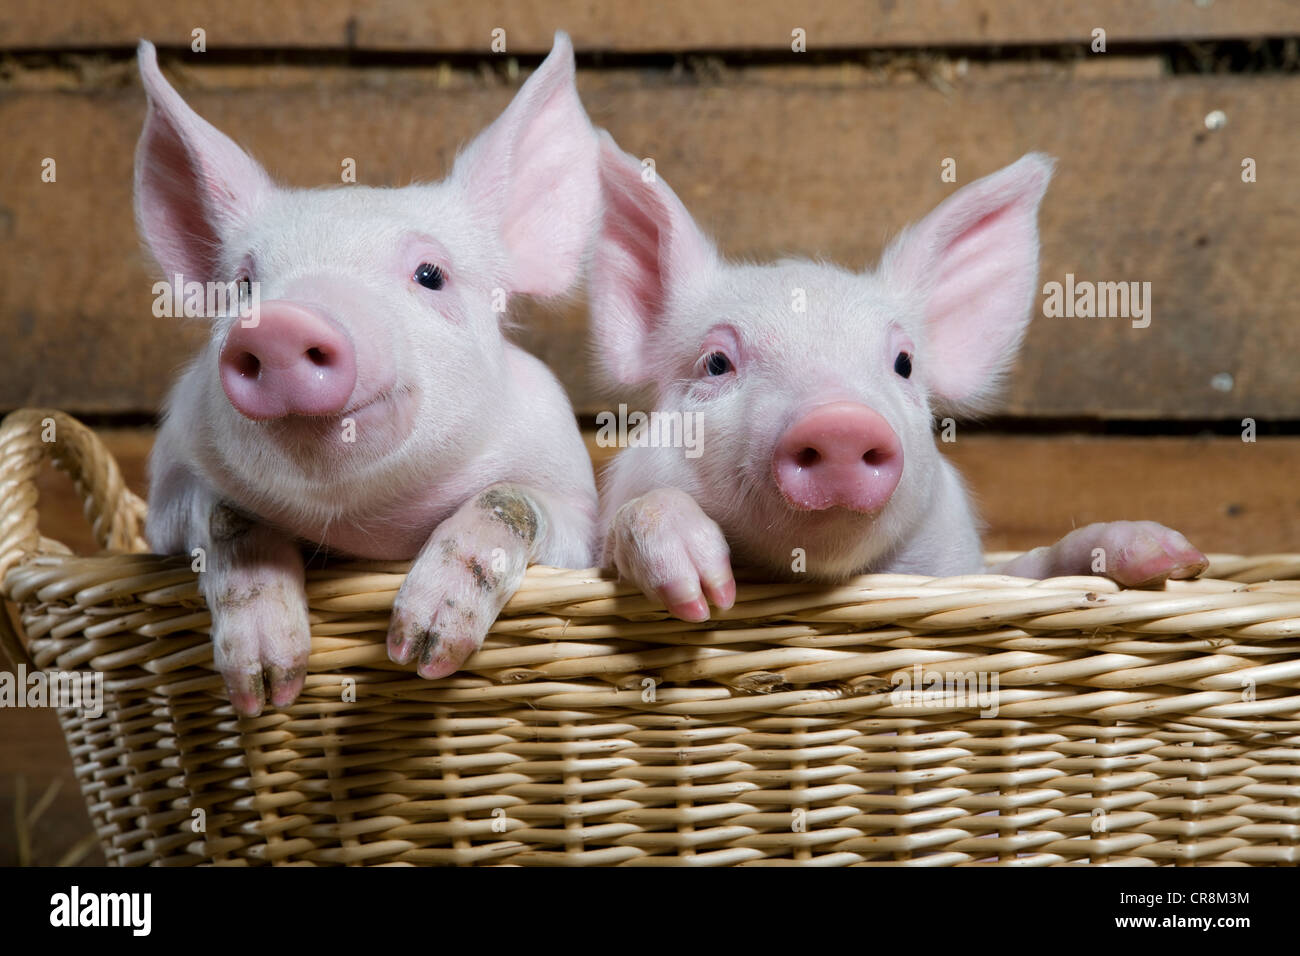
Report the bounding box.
[4,64,1298,418]
[1,3,1298,419]
[1,1,1298,864]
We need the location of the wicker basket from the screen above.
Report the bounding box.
[3,408,1300,866]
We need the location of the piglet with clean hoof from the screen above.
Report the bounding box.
[590,133,1207,619]
[136,34,600,714]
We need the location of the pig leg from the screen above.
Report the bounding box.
[604,487,737,622]
[387,483,589,679]
[201,507,312,715]
[147,464,311,716]
[993,520,1208,586]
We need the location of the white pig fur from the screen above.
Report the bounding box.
[592,132,1207,620]
[135,34,599,714]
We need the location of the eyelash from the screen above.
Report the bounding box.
[413,262,446,290]
[703,351,733,376]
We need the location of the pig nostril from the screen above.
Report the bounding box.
[231,352,260,379]
[864,449,889,466]
[305,347,329,366]
[795,448,820,468]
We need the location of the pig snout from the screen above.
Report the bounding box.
[772,402,903,514]
[219,302,357,420]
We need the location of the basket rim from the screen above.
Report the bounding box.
[9,547,1300,616]
[6,407,1300,732]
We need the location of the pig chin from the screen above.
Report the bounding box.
[724,492,899,581]
[707,481,889,580]
[254,384,417,473]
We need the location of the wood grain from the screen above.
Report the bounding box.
[4,1,1298,51]
[3,63,1296,418]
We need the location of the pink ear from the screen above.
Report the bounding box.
[134,40,272,283]
[882,152,1053,412]
[454,31,598,298]
[590,130,717,387]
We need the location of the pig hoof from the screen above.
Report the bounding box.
[387,601,487,680]
[388,545,518,679]
[388,489,539,680]
[608,489,737,622]
[1096,521,1209,587]
[211,601,311,716]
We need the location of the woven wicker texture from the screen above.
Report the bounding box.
[3,409,1300,866]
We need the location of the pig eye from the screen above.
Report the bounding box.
[232,274,253,312]
[894,351,912,378]
[413,262,446,291]
[704,351,733,376]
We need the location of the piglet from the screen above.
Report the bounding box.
[136,34,599,714]
[591,133,1207,619]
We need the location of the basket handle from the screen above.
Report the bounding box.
[0,408,148,582]
[0,409,149,665]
